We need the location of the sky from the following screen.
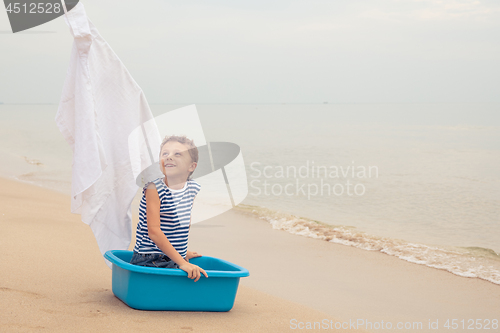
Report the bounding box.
[0,0,499,104]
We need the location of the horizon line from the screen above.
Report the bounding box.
[1,102,498,106]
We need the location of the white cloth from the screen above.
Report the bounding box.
[55,2,155,268]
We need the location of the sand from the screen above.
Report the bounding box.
[1,176,499,332]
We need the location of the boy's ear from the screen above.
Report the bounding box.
[189,162,197,172]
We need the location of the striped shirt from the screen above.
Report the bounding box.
[133,177,201,258]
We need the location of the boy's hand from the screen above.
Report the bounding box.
[179,262,208,282]
[186,250,202,261]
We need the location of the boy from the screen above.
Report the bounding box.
[131,135,208,282]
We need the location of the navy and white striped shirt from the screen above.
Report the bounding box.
[133,177,201,258]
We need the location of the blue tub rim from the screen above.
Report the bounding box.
[104,250,250,278]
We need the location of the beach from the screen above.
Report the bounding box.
[0,176,348,333]
[1,176,499,333]
[2,0,500,329]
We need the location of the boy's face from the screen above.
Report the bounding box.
[159,141,197,182]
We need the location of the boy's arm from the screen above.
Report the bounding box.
[145,183,187,267]
[146,185,208,281]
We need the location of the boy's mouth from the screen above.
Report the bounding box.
[164,163,176,168]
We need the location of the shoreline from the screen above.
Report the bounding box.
[190,203,500,325]
[8,171,500,287]
[233,204,500,286]
[1,176,500,332]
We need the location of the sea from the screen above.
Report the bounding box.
[1,103,499,285]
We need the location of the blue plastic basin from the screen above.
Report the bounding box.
[104,250,249,311]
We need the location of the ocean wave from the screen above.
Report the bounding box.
[234,204,500,285]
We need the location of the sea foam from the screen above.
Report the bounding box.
[235,204,500,285]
